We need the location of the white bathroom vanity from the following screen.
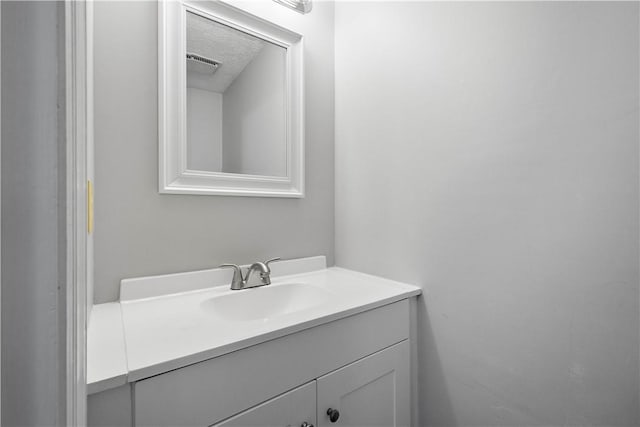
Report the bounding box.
[87,257,421,427]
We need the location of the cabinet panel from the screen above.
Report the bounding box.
[316,341,409,427]
[213,382,316,427]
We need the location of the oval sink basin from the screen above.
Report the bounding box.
[200,283,333,322]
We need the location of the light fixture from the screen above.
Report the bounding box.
[272,0,312,14]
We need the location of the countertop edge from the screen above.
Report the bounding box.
[87,374,128,395]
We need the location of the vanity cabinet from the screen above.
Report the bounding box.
[89,299,416,427]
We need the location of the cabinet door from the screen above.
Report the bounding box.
[316,341,409,427]
[213,381,316,427]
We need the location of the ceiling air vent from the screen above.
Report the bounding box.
[186,53,221,74]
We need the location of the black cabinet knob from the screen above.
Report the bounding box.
[300,422,314,427]
[327,408,340,423]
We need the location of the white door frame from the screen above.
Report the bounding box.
[0,3,3,422]
[65,0,90,425]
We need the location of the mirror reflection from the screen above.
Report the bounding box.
[186,11,287,177]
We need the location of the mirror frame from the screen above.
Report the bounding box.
[159,0,305,197]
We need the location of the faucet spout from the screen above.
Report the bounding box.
[244,262,271,287]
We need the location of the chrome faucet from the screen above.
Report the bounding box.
[219,258,281,290]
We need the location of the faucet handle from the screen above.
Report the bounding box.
[264,257,281,269]
[219,263,245,289]
[219,263,241,271]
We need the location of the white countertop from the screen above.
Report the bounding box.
[87,257,421,394]
[87,303,128,394]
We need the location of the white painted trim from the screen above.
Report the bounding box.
[159,0,305,197]
[0,3,3,422]
[65,0,89,425]
[409,296,419,427]
[86,0,95,323]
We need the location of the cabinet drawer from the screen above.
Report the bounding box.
[135,300,409,426]
[212,381,316,427]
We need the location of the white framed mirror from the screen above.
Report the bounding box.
[159,0,304,197]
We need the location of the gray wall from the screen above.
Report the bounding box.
[1,1,66,425]
[93,0,334,303]
[335,2,639,426]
